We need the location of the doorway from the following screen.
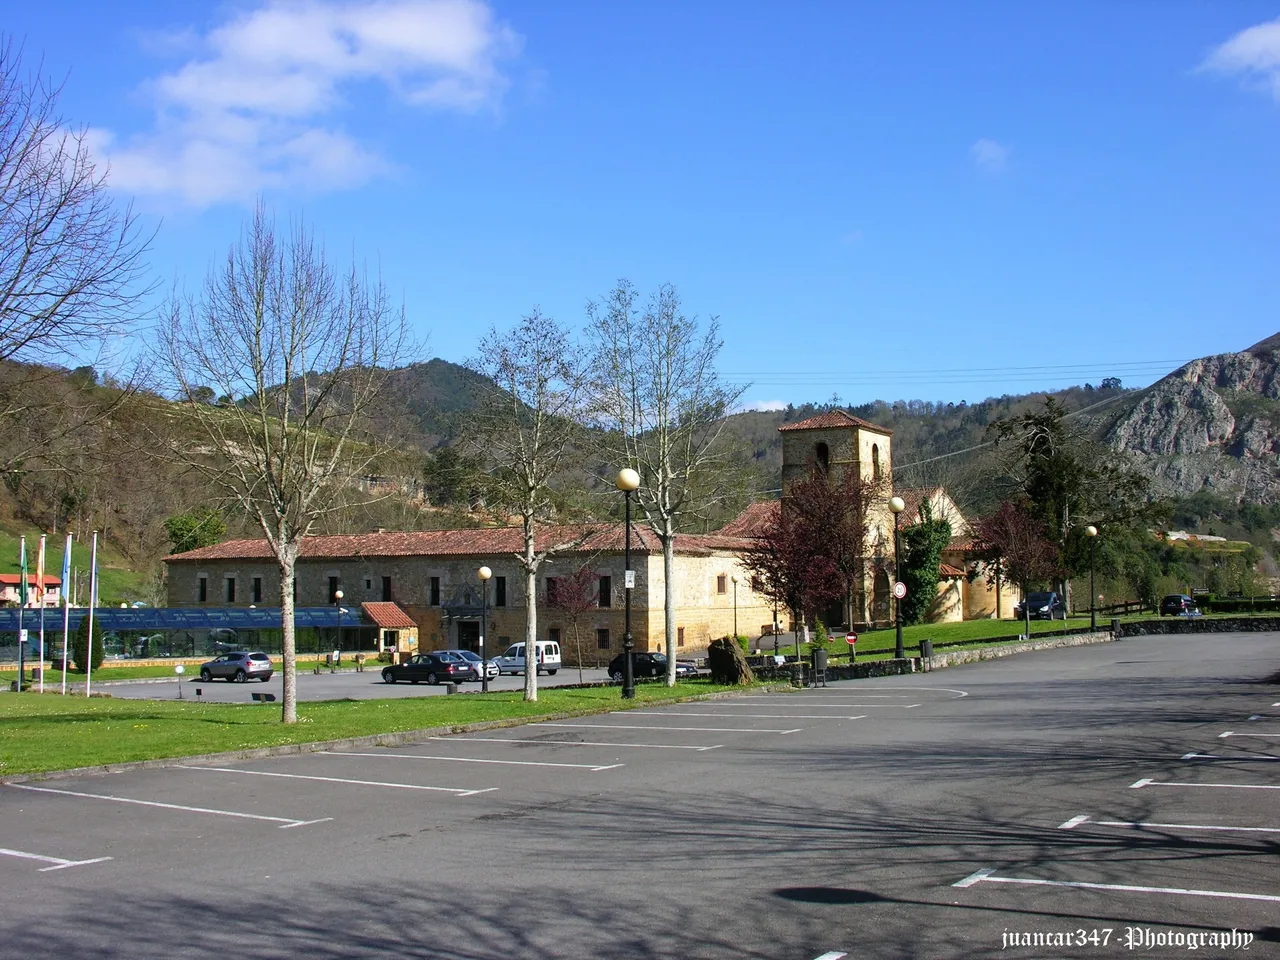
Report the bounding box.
[457,621,480,653]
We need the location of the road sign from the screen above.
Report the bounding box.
[624,570,635,589]
[893,581,907,599]
[846,631,858,645]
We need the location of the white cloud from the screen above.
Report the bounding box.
[1201,16,1280,102]
[96,0,520,206]
[970,138,1009,173]
[738,400,787,413]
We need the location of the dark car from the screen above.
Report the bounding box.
[431,649,498,680]
[382,653,471,685]
[1014,591,1066,621]
[674,660,699,679]
[199,651,273,682]
[1160,594,1196,616]
[608,651,668,681]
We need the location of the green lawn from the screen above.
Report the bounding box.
[0,680,744,776]
[844,616,1095,655]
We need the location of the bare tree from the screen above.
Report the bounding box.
[466,310,590,702]
[158,203,411,724]
[588,281,745,685]
[545,563,598,684]
[0,40,152,363]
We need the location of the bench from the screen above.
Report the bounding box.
[251,692,277,703]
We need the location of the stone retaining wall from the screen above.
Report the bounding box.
[1117,617,1280,637]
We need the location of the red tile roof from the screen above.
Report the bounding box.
[719,501,780,538]
[0,574,62,586]
[165,524,752,564]
[778,410,892,435]
[361,602,418,629]
[938,562,966,578]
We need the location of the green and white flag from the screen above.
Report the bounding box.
[18,536,27,607]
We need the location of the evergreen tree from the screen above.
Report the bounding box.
[71,614,105,673]
[900,500,952,625]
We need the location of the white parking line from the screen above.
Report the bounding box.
[707,701,919,709]
[536,722,803,734]
[1131,777,1280,791]
[1181,752,1280,761]
[627,711,866,720]
[1058,815,1280,835]
[953,868,1280,903]
[8,783,332,828]
[1220,731,1280,739]
[813,953,848,960]
[431,736,723,751]
[319,750,623,772]
[178,765,497,796]
[0,846,112,871]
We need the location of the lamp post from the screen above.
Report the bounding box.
[889,496,906,660]
[616,467,640,700]
[334,589,344,671]
[731,575,739,641]
[1085,525,1098,632]
[478,565,492,693]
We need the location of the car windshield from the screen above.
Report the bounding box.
[454,651,480,661]
[1027,593,1054,603]
[248,653,269,661]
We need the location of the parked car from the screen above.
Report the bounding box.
[432,649,499,680]
[495,641,561,675]
[608,651,668,681]
[1014,591,1066,621]
[1160,594,1197,616]
[199,651,274,682]
[382,653,471,685]
[674,660,699,679]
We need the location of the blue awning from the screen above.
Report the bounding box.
[0,607,363,633]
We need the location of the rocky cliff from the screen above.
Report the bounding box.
[1104,336,1280,501]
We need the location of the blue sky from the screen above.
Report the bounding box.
[8,1,1280,409]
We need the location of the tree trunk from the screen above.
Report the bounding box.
[663,532,676,687]
[523,525,538,702]
[279,548,298,724]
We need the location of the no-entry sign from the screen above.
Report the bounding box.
[893,581,907,599]
[846,631,858,645]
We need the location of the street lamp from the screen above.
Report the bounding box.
[616,467,640,700]
[889,495,906,660]
[334,589,344,672]
[1085,525,1098,632]
[731,575,739,641]
[478,565,492,693]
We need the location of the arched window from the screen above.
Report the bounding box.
[814,442,829,475]
[872,443,881,480]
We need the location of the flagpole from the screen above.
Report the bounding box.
[37,535,46,693]
[60,534,72,695]
[85,533,98,698]
[16,537,26,693]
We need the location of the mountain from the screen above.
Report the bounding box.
[1102,335,1280,502]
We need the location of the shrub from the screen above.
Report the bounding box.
[735,635,749,654]
[70,615,105,673]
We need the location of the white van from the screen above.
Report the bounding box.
[495,641,561,676]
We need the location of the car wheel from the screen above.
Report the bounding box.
[260,675,271,682]
[383,670,396,683]
[610,670,623,682]
[546,669,557,675]
[426,672,439,685]
[234,669,247,682]
[200,668,212,682]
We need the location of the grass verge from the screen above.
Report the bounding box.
[0,680,744,777]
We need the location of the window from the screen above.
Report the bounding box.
[252,577,262,603]
[717,574,727,595]
[598,575,612,608]
[495,576,506,607]
[327,576,340,603]
[678,626,685,647]
[225,577,236,603]
[872,443,882,481]
[546,577,559,605]
[814,441,829,474]
[197,575,207,603]
[430,577,440,606]
[549,627,561,645]
[750,575,762,592]
[595,628,610,650]
[381,576,392,602]
[364,577,373,590]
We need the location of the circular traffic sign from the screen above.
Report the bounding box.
[893,581,907,599]
[846,631,858,645]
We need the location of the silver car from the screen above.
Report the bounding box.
[199,651,274,682]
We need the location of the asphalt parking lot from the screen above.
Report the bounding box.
[2,632,1278,959]
[101,664,614,702]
